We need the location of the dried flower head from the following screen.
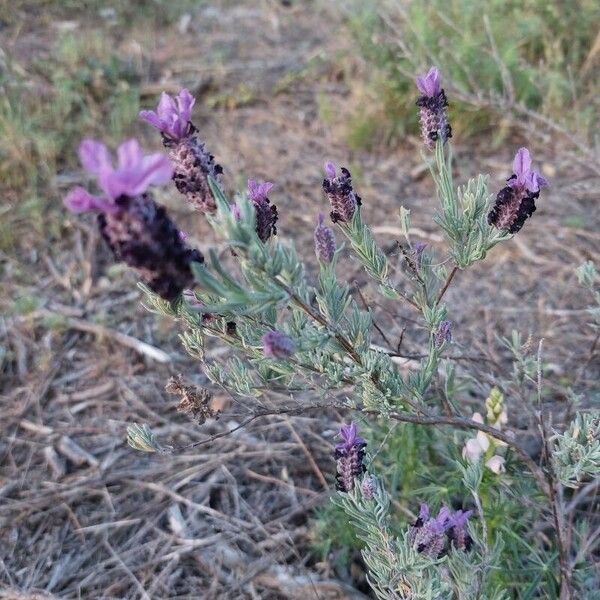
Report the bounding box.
[262,330,295,359]
[322,162,362,224]
[415,67,452,150]
[335,422,367,492]
[140,89,224,214]
[166,374,219,424]
[247,179,278,242]
[65,139,202,301]
[487,148,548,233]
[314,212,336,263]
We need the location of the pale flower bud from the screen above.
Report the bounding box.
[486,455,506,474]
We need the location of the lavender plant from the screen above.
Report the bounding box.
[64,68,599,599]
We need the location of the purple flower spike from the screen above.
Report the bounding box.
[435,320,452,348]
[335,422,367,493]
[140,89,224,214]
[409,504,473,557]
[262,330,295,359]
[139,89,195,141]
[322,164,361,224]
[314,213,336,263]
[487,147,548,234]
[415,66,452,150]
[247,179,278,242]
[65,138,202,301]
[447,510,473,552]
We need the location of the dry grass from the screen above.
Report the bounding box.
[1,1,599,598]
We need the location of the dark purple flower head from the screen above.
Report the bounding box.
[322,162,362,224]
[65,139,172,213]
[435,320,452,348]
[140,89,224,214]
[64,139,202,301]
[247,179,278,242]
[97,193,203,301]
[314,213,336,263]
[487,148,548,234]
[262,330,295,359]
[415,67,452,150]
[416,67,442,98]
[409,504,473,557]
[335,422,367,492]
[447,510,473,552]
[139,89,195,141]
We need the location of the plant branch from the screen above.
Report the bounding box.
[435,264,459,306]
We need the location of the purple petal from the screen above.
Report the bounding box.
[157,91,178,120]
[64,187,115,214]
[129,153,173,195]
[324,161,337,179]
[416,67,441,97]
[78,140,112,175]
[258,182,274,197]
[139,110,163,130]
[248,179,259,197]
[512,148,531,180]
[418,503,430,521]
[117,139,144,171]
[176,88,196,123]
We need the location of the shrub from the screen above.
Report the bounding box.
[64,71,599,598]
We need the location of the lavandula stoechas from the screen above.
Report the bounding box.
[65,139,203,301]
[487,147,548,234]
[335,422,367,492]
[140,89,223,214]
[322,162,361,224]
[435,320,452,348]
[415,67,452,150]
[247,180,278,242]
[314,213,336,263]
[409,504,472,557]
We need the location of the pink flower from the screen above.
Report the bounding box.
[64,139,172,213]
[486,455,506,474]
[139,89,196,141]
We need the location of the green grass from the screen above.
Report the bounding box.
[344,0,600,148]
